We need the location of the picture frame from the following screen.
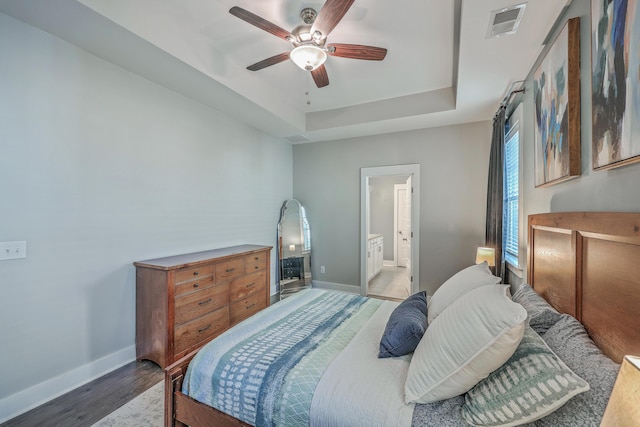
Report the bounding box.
[591,0,640,170]
[533,17,581,187]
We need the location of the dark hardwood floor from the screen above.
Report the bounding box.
[1,360,162,427]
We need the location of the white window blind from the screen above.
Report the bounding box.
[504,125,519,265]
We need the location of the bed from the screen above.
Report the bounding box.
[164,211,640,426]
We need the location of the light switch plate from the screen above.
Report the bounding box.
[0,241,27,260]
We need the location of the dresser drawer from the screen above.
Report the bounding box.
[174,283,229,325]
[229,271,265,303]
[245,252,267,273]
[230,292,266,325]
[174,306,229,356]
[175,264,214,284]
[174,275,214,297]
[216,258,244,281]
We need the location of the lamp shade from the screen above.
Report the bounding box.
[475,247,496,267]
[289,244,296,252]
[290,45,327,71]
[601,355,640,427]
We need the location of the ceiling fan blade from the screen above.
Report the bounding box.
[311,65,329,88]
[311,0,355,38]
[229,6,293,41]
[247,52,290,71]
[327,44,387,61]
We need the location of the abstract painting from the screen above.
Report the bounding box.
[533,18,581,187]
[592,0,640,170]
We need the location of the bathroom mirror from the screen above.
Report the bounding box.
[277,199,312,298]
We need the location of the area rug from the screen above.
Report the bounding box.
[92,381,163,426]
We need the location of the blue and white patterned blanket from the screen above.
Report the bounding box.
[182,289,383,426]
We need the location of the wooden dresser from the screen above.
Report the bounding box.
[134,244,271,368]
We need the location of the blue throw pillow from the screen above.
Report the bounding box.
[378,291,427,358]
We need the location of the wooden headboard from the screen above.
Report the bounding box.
[528,212,640,363]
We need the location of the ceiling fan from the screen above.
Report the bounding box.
[229,0,387,88]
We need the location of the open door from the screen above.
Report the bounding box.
[396,184,409,267]
[395,177,412,292]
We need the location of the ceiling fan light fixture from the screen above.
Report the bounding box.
[290,45,327,71]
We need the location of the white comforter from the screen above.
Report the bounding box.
[310,300,415,427]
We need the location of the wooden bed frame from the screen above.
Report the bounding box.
[528,212,640,363]
[164,211,640,427]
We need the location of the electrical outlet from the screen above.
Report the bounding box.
[0,241,27,260]
[320,266,325,274]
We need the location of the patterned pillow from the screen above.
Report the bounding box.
[511,283,562,335]
[461,326,590,426]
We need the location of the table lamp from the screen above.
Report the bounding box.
[475,247,496,267]
[601,355,640,427]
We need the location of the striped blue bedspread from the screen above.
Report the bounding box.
[182,289,383,426]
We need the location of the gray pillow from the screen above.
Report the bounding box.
[537,314,620,426]
[511,283,562,335]
[378,291,427,358]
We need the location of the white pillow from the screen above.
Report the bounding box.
[427,261,502,325]
[427,262,501,324]
[405,285,527,404]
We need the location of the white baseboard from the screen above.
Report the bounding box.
[270,293,280,305]
[0,345,136,424]
[383,260,395,267]
[312,280,361,295]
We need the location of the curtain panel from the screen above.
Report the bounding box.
[485,105,506,280]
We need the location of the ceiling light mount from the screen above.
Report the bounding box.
[300,8,317,25]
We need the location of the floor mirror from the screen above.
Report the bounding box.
[277,199,312,299]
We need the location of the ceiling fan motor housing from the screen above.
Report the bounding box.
[290,25,326,47]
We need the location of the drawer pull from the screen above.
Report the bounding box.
[254,256,259,260]
[226,268,235,273]
[193,283,199,288]
[193,271,199,276]
[246,303,256,310]
[246,282,255,288]
[198,324,211,333]
[254,265,259,269]
[199,298,212,306]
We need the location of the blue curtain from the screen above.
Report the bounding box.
[485,105,506,280]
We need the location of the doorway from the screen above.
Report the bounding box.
[360,165,420,299]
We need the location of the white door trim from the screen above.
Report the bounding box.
[360,164,420,297]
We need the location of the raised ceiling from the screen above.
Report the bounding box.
[0,0,569,143]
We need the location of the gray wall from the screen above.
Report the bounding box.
[292,121,492,296]
[520,0,640,279]
[369,175,409,260]
[0,13,291,419]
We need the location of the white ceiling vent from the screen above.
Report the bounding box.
[284,134,310,143]
[486,3,527,39]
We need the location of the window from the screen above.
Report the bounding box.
[503,114,520,267]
